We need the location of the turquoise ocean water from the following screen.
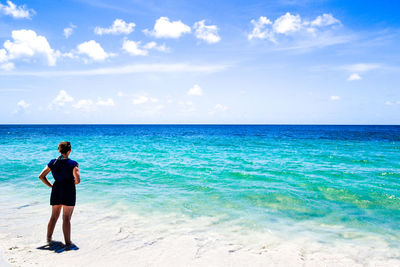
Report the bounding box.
[1,125,399,246]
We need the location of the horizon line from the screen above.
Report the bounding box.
[1,123,399,126]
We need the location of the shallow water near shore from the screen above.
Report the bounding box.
[1,125,400,265]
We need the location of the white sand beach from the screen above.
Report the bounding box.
[0,254,10,267]
[1,190,399,267]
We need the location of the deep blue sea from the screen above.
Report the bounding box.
[1,125,399,246]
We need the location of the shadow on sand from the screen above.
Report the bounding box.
[37,241,79,253]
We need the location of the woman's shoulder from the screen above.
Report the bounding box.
[67,159,79,167]
[47,158,57,166]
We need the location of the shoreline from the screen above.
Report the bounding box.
[1,195,399,266]
[1,124,400,126]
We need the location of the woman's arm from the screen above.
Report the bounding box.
[73,166,80,184]
[38,166,53,188]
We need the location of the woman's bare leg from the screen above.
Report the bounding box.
[47,205,62,242]
[62,205,75,246]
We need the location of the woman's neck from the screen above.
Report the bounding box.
[61,154,68,159]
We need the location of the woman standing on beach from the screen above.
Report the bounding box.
[38,141,80,249]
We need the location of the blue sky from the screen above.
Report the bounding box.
[0,0,399,124]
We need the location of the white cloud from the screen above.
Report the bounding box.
[61,52,78,59]
[209,103,227,114]
[132,95,148,104]
[48,90,115,112]
[311,14,340,27]
[94,19,135,35]
[330,95,340,101]
[17,99,29,109]
[50,90,74,109]
[0,1,34,19]
[96,98,114,106]
[77,40,109,61]
[187,84,203,96]
[64,24,76,38]
[64,28,73,39]
[3,29,59,66]
[142,41,169,52]
[273,13,302,34]
[73,99,94,111]
[73,97,115,111]
[122,40,169,56]
[122,40,148,56]
[248,16,273,41]
[142,42,156,50]
[143,17,191,38]
[248,13,342,47]
[1,63,228,76]
[130,95,162,117]
[0,48,7,63]
[193,20,221,44]
[13,99,30,114]
[348,73,362,81]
